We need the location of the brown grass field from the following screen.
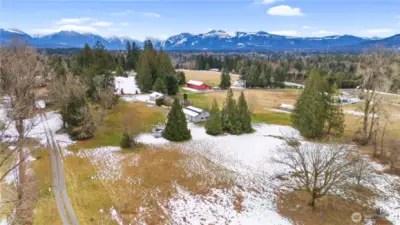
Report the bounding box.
[32,146,233,224]
[180,70,240,87]
[189,88,400,144]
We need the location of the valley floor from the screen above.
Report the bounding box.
[1,75,400,225]
[17,112,400,225]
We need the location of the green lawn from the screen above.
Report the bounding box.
[69,101,166,151]
[188,91,293,126]
[187,93,212,110]
[252,112,292,126]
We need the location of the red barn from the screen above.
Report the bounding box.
[186,80,212,91]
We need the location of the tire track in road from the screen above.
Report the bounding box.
[40,112,79,225]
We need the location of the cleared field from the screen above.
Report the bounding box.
[188,89,298,126]
[180,70,240,87]
[69,101,166,151]
[188,89,400,142]
[32,146,233,224]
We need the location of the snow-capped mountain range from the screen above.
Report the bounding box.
[1,28,399,51]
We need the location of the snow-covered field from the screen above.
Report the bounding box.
[1,89,399,224]
[115,76,141,95]
[137,124,400,225]
[121,95,155,105]
[136,124,298,224]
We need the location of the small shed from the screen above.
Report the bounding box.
[186,80,212,91]
[149,92,164,101]
[183,106,210,123]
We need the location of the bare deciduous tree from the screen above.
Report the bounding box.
[273,138,354,210]
[388,141,400,173]
[48,71,86,129]
[349,155,373,186]
[0,42,47,223]
[357,48,392,145]
[98,88,117,124]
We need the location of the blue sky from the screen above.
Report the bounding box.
[1,0,400,40]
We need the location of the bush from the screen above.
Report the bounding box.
[120,131,134,148]
[155,98,164,106]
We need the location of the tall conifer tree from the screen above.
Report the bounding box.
[219,68,231,89]
[237,91,253,133]
[163,99,191,141]
[292,70,327,138]
[205,99,223,135]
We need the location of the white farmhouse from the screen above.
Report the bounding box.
[149,92,164,101]
[182,106,210,123]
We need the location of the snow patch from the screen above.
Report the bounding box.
[77,147,124,181]
[110,207,123,225]
[114,76,141,95]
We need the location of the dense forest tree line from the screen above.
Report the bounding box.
[46,39,162,140]
[171,52,400,91]
[135,41,185,95]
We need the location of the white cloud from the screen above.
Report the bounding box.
[267,5,303,16]
[143,12,161,18]
[254,0,280,4]
[120,22,129,26]
[270,30,297,36]
[365,28,394,34]
[56,17,92,25]
[302,25,312,29]
[33,24,98,34]
[311,30,338,36]
[110,10,131,16]
[91,21,113,27]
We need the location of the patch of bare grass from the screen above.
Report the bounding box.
[278,190,392,225]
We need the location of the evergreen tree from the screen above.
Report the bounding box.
[219,68,231,90]
[205,63,210,71]
[237,92,253,133]
[260,64,272,87]
[164,74,179,95]
[222,89,241,134]
[291,70,327,138]
[247,61,260,87]
[116,64,124,77]
[144,40,154,51]
[157,52,174,79]
[326,83,345,136]
[66,97,96,140]
[136,54,153,92]
[205,99,223,135]
[153,77,167,93]
[163,99,191,141]
[176,71,186,85]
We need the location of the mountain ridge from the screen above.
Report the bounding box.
[1,28,399,51]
